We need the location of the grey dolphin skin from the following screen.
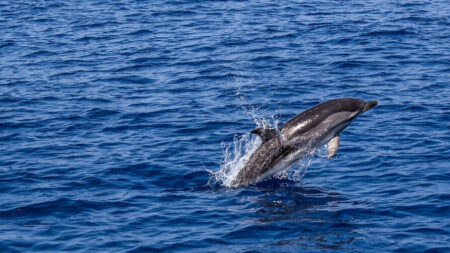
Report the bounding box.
[232,98,378,188]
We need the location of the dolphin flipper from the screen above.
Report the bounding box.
[251,128,277,143]
[327,135,340,158]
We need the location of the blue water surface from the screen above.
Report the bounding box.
[1,0,449,252]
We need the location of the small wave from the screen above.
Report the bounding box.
[0,42,15,49]
[85,108,120,118]
[95,75,156,84]
[362,29,417,37]
[24,50,55,58]
[0,198,131,219]
[126,29,153,36]
[328,60,369,68]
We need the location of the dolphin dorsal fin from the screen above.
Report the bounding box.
[251,128,277,143]
[327,135,340,158]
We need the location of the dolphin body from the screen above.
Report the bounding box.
[232,98,378,188]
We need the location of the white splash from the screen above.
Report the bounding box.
[209,133,261,187]
[209,128,325,188]
[208,74,324,188]
[208,77,274,187]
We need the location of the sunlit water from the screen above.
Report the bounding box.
[1,0,449,252]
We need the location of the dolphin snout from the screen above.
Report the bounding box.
[362,100,378,112]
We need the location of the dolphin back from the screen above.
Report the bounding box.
[281,98,365,137]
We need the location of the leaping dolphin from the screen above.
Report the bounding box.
[232,98,378,188]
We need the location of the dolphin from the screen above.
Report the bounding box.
[232,98,378,188]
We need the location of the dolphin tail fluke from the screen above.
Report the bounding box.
[251,128,277,143]
[327,135,340,159]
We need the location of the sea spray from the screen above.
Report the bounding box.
[209,130,327,187]
[209,133,261,187]
[209,74,323,187]
[209,83,274,187]
[209,109,329,188]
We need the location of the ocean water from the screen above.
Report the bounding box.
[1,0,449,252]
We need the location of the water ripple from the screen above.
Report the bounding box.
[1,0,449,252]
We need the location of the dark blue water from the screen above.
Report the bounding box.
[1,0,449,252]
